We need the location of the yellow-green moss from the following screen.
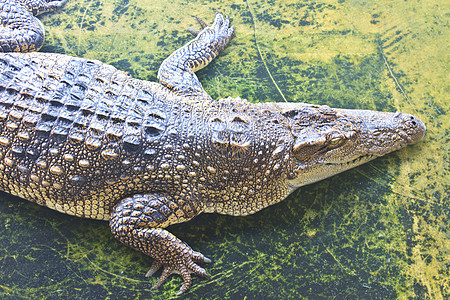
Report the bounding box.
[0,0,447,298]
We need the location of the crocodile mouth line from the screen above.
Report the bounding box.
[325,154,375,167]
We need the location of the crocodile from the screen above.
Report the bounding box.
[0,1,426,295]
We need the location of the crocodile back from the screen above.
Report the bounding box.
[0,52,182,219]
[0,53,294,220]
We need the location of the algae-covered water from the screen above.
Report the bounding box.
[0,0,448,299]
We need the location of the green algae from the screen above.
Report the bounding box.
[0,0,448,298]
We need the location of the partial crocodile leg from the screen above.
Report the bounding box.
[110,194,211,295]
[187,16,209,36]
[0,0,68,52]
[157,12,234,99]
[21,0,69,16]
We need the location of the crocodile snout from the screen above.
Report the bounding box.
[395,112,426,144]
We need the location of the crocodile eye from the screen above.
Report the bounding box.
[328,136,345,149]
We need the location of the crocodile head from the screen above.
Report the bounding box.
[272,103,426,191]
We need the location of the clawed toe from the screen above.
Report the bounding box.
[213,13,234,41]
[145,261,162,277]
[191,250,212,263]
[147,253,211,294]
[187,12,234,40]
[187,15,209,37]
[187,27,201,36]
[194,15,209,29]
[150,265,175,290]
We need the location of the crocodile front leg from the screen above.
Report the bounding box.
[110,194,211,295]
[157,12,234,99]
[0,0,68,52]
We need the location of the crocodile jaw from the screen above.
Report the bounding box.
[280,105,426,191]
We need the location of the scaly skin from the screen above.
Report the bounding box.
[0,0,68,52]
[0,6,426,295]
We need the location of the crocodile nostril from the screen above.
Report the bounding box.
[403,114,426,144]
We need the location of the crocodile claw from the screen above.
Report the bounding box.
[187,12,234,39]
[193,15,209,30]
[146,251,211,295]
[187,15,210,36]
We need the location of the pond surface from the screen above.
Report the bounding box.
[0,0,448,299]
